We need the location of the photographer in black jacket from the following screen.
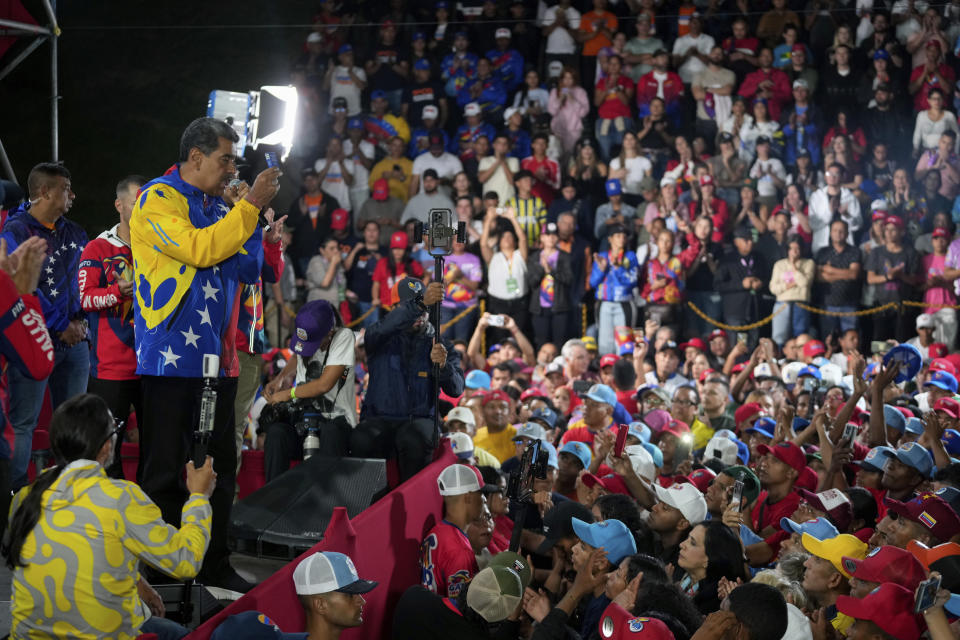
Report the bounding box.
[261,300,357,481]
[350,277,464,482]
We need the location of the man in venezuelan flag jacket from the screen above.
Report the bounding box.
[128,117,279,590]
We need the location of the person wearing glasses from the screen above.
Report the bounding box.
[4,393,216,640]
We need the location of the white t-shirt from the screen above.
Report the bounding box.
[672,34,715,84]
[486,251,527,300]
[296,327,358,427]
[479,156,520,204]
[329,65,367,116]
[541,6,581,54]
[412,152,464,193]
[749,158,786,198]
[314,158,356,212]
[609,156,653,194]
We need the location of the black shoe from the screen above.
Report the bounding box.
[198,564,256,594]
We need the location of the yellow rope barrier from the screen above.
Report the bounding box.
[439,304,478,333]
[345,304,391,328]
[794,302,898,317]
[582,303,588,337]
[902,300,960,310]
[686,300,785,331]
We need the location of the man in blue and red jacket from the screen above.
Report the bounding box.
[77,175,145,478]
[0,162,88,491]
[0,235,55,536]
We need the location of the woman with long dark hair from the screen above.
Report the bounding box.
[677,521,749,615]
[371,230,425,308]
[4,394,215,639]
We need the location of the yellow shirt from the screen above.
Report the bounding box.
[473,425,518,463]
[690,416,714,450]
[370,156,414,202]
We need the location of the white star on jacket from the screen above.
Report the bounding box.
[201,281,219,301]
[197,305,212,326]
[49,288,58,298]
[159,345,181,368]
[181,326,201,348]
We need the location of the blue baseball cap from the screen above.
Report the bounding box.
[293,551,378,595]
[210,611,305,640]
[453,30,468,38]
[715,429,739,441]
[640,442,663,467]
[618,341,634,356]
[883,404,906,432]
[878,441,935,479]
[904,417,925,436]
[370,89,386,101]
[873,48,890,61]
[347,117,363,129]
[780,516,839,540]
[414,58,431,71]
[793,417,811,432]
[605,178,622,196]
[584,384,617,407]
[465,369,491,390]
[735,440,750,464]
[436,1,449,8]
[560,442,591,469]
[798,365,822,380]
[413,31,426,41]
[853,445,894,473]
[745,416,776,440]
[513,422,547,443]
[542,441,559,469]
[338,43,353,54]
[936,486,960,515]
[943,429,960,456]
[628,421,651,443]
[530,407,558,429]
[571,518,638,564]
[925,370,958,393]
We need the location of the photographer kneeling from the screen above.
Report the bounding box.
[351,277,464,482]
[262,300,356,481]
[4,393,215,640]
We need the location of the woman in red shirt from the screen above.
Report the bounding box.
[593,54,635,162]
[370,230,424,307]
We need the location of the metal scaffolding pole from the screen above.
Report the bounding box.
[47,0,59,161]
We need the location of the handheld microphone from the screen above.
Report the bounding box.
[229,179,272,231]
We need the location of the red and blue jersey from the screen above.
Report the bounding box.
[236,237,284,356]
[0,203,88,349]
[485,48,524,91]
[78,225,137,380]
[0,271,55,459]
[419,520,478,598]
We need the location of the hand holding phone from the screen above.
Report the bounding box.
[914,575,942,613]
[613,424,629,458]
[730,479,744,513]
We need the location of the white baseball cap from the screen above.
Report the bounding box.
[437,463,484,496]
[293,552,378,595]
[464,102,481,117]
[446,432,475,459]
[495,27,511,39]
[422,104,439,120]
[503,106,520,123]
[704,435,739,467]
[623,444,656,483]
[446,406,476,429]
[653,483,708,525]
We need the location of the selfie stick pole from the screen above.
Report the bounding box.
[432,255,444,438]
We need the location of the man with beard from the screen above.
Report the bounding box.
[402,169,456,226]
[691,46,736,144]
[351,278,464,481]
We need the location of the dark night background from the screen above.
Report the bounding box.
[1,1,311,235]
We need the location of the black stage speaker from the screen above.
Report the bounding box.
[228,455,387,559]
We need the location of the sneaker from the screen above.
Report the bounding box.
[198,564,256,594]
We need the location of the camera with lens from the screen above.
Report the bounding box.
[507,440,549,502]
[259,360,333,427]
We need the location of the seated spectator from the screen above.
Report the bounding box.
[473,389,518,463]
[770,235,814,346]
[909,40,956,113]
[635,49,684,125]
[410,133,463,198]
[457,58,507,121]
[510,69,549,128]
[560,383,616,446]
[440,31,478,98]
[402,59,448,133]
[824,135,864,194]
[5,394,214,640]
[738,48,791,122]
[487,28,524,92]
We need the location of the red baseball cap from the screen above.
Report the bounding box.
[520,388,546,402]
[933,227,950,239]
[482,390,511,406]
[791,43,805,52]
[885,214,904,228]
[871,210,887,222]
[796,466,818,492]
[679,337,707,352]
[841,545,927,592]
[372,178,389,201]
[926,38,942,51]
[884,492,960,542]
[930,357,957,375]
[390,230,409,249]
[757,441,806,473]
[836,584,925,640]
[662,419,690,439]
[583,473,631,496]
[684,467,716,493]
[699,174,714,187]
[734,402,764,428]
[802,339,825,359]
[330,208,349,230]
[698,368,716,383]
[598,603,677,640]
[928,342,948,359]
[934,397,960,418]
[708,329,726,342]
[798,488,854,532]
[600,354,619,369]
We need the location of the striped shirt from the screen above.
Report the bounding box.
[505,195,546,247]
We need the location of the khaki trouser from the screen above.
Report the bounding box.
[234,351,264,475]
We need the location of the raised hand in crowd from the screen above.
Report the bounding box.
[0,236,47,295]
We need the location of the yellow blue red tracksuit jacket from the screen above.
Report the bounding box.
[129,167,262,378]
[9,459,211,639]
